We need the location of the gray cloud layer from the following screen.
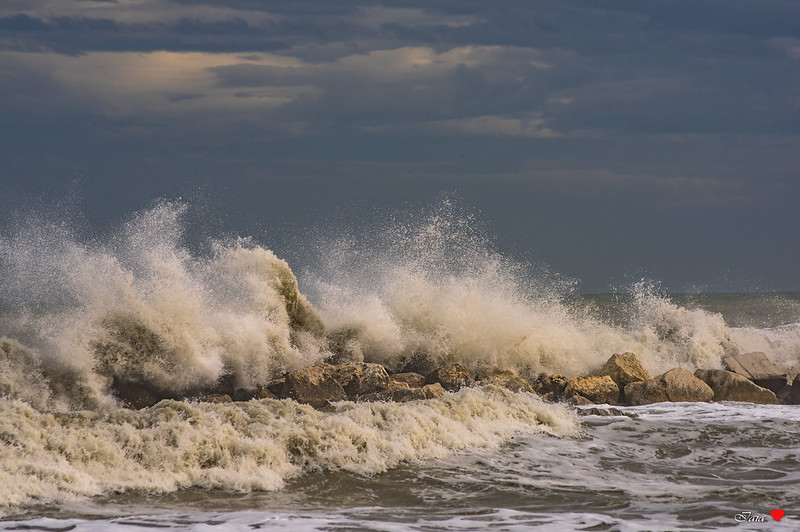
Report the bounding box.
[1,0,798,291]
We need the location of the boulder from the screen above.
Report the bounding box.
[324,363,390,398]
[598,352,650,400]
[266,377,287,397]
[273,366,347,408]
[532,373,568,402]
[564,376,619,405]
[360,381,428,403]
[195,394,233,404]
[625,368,713,405]
[111,379,167,409]
[567,395,593,406]
[694,369,777,404]
[776,384,793,404]
[386,381,426,402]
[232,385,278,402]
[722,352,787,393]
[421,382,446,399]
[427,364,473,391]
[477,369,534,393]
[792,375,800,405]
[625,378,669,405]
[390,372,427,388]
[661,368,714,402]
[399,353,439,378]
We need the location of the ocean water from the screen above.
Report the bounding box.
[1,201,798,530]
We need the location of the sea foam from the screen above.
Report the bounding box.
[0,386,579,515]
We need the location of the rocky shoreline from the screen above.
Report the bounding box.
[112,351,800,411]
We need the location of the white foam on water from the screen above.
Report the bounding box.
[0,386,579,515]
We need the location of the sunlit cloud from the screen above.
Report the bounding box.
[1,50,313,116]
[429,115,561,138]
[0,0,277,26]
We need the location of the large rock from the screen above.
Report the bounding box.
[427,364,473,391]
[421,382,446,399]
[111,379,169,409]
[564,376,619,405]
[532,373,568,402]
[382,381,426,402]
[694,369,777,404]
[598,353,650,400]
[625,368,713,405]
[390,372,427,388]
[792,375,800,405]
[624,378,669,405]
[360,381,432,403]
[272,366,347,408]
[722,352,787,393]
[477,369,534,393]
[324,363,390,398]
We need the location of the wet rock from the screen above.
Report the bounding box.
[390,372,427,388]
[273,366,347,408]
[722,352,787,393]
[421,382,446,399]
[111,379,167,409]
[232,385,277,402]
[625,368,713,405]
[694,369,777,404]
[477,369,534,393]
[427,364,473,391]
[792,375,800,405]
[266,377,287,398]
[776,384,793,404]
[532,373,568,402]
[399,353,439,378]
[324,363,390,398]
[624,378,669,405]
[598,352,650,401]
[360,381,426,403]
[567,395,593,406]
[577,407,638,418]
[564,376,619,405]
[385,381,426,402]
[196,394,233,404]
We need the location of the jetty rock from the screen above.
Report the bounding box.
[476,369,534,393]
[791,374,800,405]
[625,368,713,405]
[598,352,650,401]
[694,369,777,404]
[359,380,444,402]
[722,352,787,393]
[564,376,619,405]
[390,372,427,388]
[421,382,446,399]
[427,364,473,391]
[268,366,347,408]
[322,363,390,398]
[532,373,568,402]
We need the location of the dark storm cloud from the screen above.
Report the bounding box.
[1,0,798,291]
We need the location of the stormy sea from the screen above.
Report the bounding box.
[0,201,798,531]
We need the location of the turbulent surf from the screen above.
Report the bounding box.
[0,200,798,521]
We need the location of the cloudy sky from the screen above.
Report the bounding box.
[1,0,798,292]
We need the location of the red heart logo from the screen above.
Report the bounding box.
[770,509,785,521]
